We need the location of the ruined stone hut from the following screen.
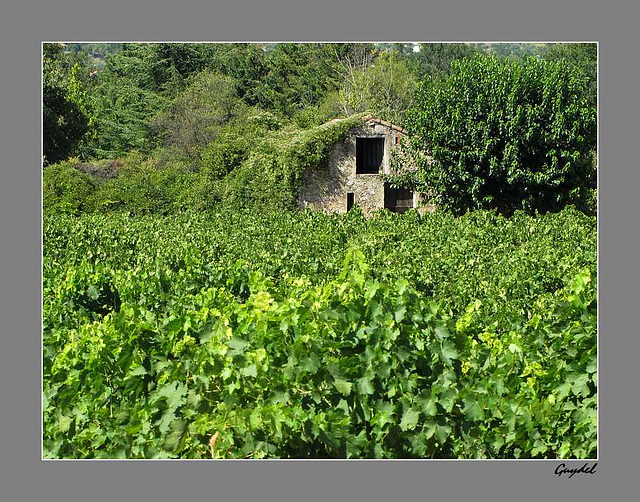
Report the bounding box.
[298,116,425,216]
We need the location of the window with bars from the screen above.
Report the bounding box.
[356,137,384,174]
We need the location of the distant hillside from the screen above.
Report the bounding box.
[63,43,123,68]
[64,43,123,57]
[469,42,551,58]
[61,42,554,61]
[383,42,552,59]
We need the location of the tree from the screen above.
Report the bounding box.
[205,43,267,106]
[96,43,212,97]
[401,43,480,81]
[256,44,339,118]
[75,44,265,160]
[153,70,243,161]
[395,55,597,215]
[67,62,98,158]
[544,43,597,106]
[81,44,190,159]
[43,43,92,88]
[336,51,417,125]
[43,85,89,165]
[330,43,377,115]
[42,44,92,164]
[87,79,168,159]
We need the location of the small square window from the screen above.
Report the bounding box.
[356,137,384,174]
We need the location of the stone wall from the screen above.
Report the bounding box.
[298,118,407,216]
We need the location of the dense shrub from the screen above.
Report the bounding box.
[90,162,198,215]
[43,162,98,214]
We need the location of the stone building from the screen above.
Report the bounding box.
[298,116,424,216]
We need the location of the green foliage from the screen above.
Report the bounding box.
[43,86,90,165]
[544,43,597,106]
[400,43,481,81]
[220,114,366,210]
[471,43,550,60]
[42,45,599,459]
[43,43,93,89]
[205,44,268,106]
[82,44,193,159]
[42,162,98,214]
[43,44,94,164]
[337,51,417,125]
[43,208,596,458]
[73,43,341,160]
[197,112,283,204]
[44,121,358,214]
[95,43,213,98]
[200,135,248,182]
[67,63,99,158]
[153,71,244,161]
[65,43,123,59]
[88,80,169,159]
[399,55,597,215]
[256,44,340,118]
[85,153,196,215]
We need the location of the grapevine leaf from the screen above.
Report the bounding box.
[372,401,395,428]
[130,366,147,376]
[440,340,459,366]
[571,373,591,397]
[249,409,263,429]
[463,399,485,421]
[226,337,250,357]
[357,376,374,395]
[435,323,450,340]
[57,415,72,433]
[155,381,187,410]
[241,364,258,378]
[333,378,352,396]
[400,407,421,432]
[394,305,406,323]
[87,285,99,300]
[410,432,428,456]
[164,317,183,335]
[156,408,176,434]
[531,439,548,456]
[300,354,320,374]
[423,397,438,417]
[434,424,452,445]
[163,419,186,452]
[439,388,458,413]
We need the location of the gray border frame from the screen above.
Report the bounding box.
[2,0,638,501]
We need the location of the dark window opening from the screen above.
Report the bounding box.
[356,137,384,174]
[347,192,355,211]
[384,183,414,213]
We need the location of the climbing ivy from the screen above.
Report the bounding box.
[220,114,366,210]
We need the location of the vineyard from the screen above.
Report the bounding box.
[43,207,597,459]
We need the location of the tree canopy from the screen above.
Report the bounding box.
[43,44,93,164]
[394,55,597,215]
[544,43,597,106]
